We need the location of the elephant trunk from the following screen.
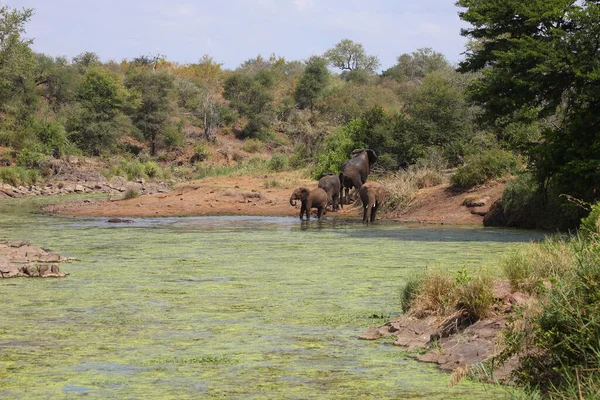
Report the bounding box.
[290,196,297,207]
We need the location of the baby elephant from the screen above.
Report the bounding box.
[318,173,341,211]
[289,187,328,220]
[359,182,388,223]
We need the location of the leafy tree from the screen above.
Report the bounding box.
[0,5,37,120]
[125,70,174,155]
[382,48,450,82]
[70,67,129,155]
[294,56,329,111]
[72,51,101,72]
[223,70,276,138]
[324,39,380,73]
[34,53,80,109]
[457,0,600,207]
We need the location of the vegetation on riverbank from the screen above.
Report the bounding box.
[399,211,600,398]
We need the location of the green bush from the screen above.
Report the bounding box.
[267,153,289,172]
[0,166,41,186]
[118,160,145,181]
[500,235,600,397]
[242,139,264,153]
[16,146,49,169]
[580,201,600,237]
[143,161,160,178]
[191,144,209,163]
[451,149,521,188]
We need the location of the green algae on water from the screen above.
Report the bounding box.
[0,196,545,399]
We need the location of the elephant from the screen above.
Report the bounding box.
[359,181,388,223]
[339,149,377,205]
[289,187,328,220]
[318,173,341,211]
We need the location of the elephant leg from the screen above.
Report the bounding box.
[363,205,370,224]
[317,206,324,219]
[371,203,379,222]
[300,204,306,220]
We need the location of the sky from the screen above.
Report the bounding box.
[4,0,470,71]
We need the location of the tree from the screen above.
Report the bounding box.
[457,0,600,204]
[324,39,380,73]
[223,70,276,138]
[125,70,174,155]
[382,48,450,82]
[0,5,37,119]
[294,56,329,111]
[69,67,129,155]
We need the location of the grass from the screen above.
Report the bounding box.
[0,166,41,186]
[377,165,449,213]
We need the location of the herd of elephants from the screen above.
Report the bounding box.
[289,149,387,223]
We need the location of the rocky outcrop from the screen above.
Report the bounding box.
[361,281,531,383]
[0,239,73,278]
[0,177,170,199]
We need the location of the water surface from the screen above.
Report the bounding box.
[0,196,545,398]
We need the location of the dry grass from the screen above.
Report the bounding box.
[377,166,449,213]
[502,239,576,294]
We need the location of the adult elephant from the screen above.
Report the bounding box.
[318,173,341,211]
[359,181,388,223]
[339,149,377,205]
[289,187,328,220]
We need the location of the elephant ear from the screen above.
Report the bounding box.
[299,187,310,199]
[366,149,378,165]
[350,149,364,157]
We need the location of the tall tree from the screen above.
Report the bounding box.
[324,39,380,73]
[125,70,174,155]
[382,48,450,82]
[0,5,37,119]
[457,0,600,202]
[294,56,329,111]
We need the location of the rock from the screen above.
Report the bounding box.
[107,218,134,223]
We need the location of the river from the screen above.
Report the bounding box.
[0,196,545,398]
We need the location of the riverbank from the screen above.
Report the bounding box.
[41,171,505,224]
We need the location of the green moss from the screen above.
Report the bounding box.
[0,196,544,398]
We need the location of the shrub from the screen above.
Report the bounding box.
[119,160,145,181]
[0,166,41,186]
[143,161,160,178]
[267,153,289,172]
[500,235,600,397]
[451,149,521,188]
[16,145,49,169]
[454,272,494,319]
[401,272,426,313]
[580,201,600,237]
[242,138,264,153]
[123,187,139,199]
[191,143,209,163]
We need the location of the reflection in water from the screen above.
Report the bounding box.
[0,196,542,398]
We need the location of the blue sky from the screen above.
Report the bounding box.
[5,0,470,70]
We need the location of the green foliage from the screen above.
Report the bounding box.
[16,144,48,168]
[400,272,426,313]
[242,139,263,153]
[267,153,289,172]
[223,70,276,138]
[125,70,174,155]
[500,235,600,397]
[451,149,521,188]
[0,165,40,186]
[191,143,209,163]
[499,172,584,230]
[382,48,450,83]
[312,123,356,179]
[143,161,160,178]
[457,0,600,211]
[324,39,380,73]
[580,202,600,237]
[294,56,330,110]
